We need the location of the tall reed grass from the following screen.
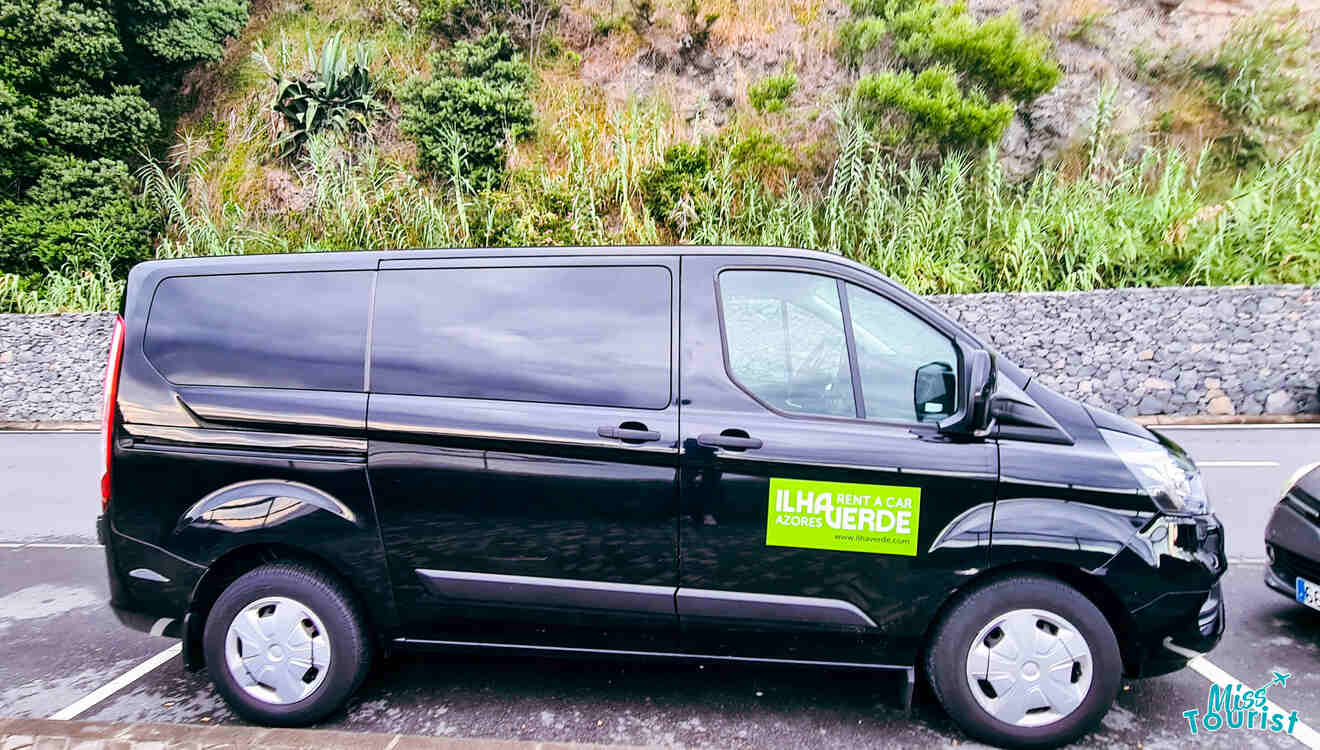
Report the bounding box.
[6,105,1317,312]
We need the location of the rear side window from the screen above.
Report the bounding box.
[371,266,672,409]
[145,271,373,391]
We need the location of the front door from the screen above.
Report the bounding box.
[677,255,998,664]
[367,255,681,650]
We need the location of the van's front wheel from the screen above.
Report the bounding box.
[203,562,371,726]
[925,575,1121,749]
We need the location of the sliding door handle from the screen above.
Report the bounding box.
[598,425,662,443]
[697,433,763,451]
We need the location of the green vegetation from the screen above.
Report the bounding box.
[0,0,247,302]
[401,31,535,187]
[1,0,1316,312]
[748,71,797,114]
[1194,11,1316,165]
[257,32,384,159]
[851,68,1012,152]
[841,0,1059,155]
[58,100,1318,302]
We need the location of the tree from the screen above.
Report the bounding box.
[0,0,248,282]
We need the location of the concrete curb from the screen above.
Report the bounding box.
[0,421,98,431]
[0,718,642,750]
[1133,414,1320,426]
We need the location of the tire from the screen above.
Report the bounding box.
[924,575,1121,749]
[203,561,372,726]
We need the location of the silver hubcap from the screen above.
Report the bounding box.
[965,608,1093,727]
[225,596,331,705]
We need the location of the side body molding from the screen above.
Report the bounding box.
[414,569,878,630]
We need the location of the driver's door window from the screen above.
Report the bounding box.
[846,283,959,423]
[719,271,855,419]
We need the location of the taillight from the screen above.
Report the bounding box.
[100,315,126,512]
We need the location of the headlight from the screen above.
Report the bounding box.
[1100,429,1210,515]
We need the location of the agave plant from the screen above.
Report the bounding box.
[256,31,384,159]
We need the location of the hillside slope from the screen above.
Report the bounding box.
[4,0,1319,312]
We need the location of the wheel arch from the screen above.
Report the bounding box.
[183,542,385,670]
[920,561,1142,679]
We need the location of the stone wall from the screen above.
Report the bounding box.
[0,313,116,423]
[1,285,1317,423]
[932,285,1318,417]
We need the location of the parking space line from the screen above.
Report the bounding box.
[1197,460,1280,468]
[1165,641,1320,748]
[48,643,181,721]
[0,543,103,549]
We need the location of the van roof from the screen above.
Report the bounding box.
[130,244,868,275]
[122,245,982,350]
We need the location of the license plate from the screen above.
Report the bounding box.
[1299,577,1320,611]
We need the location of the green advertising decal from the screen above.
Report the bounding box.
[766,477,921,556]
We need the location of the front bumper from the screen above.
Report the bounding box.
[1264,498,1320,604]
[1120,513,1228,677]
[1127,581,1226,677]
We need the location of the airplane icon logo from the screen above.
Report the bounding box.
[1271,672,1291,689]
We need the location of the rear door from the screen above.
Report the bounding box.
[677,255,998,664]
[366,255,681,651]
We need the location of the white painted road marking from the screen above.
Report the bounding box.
[1164,640,1320,748]
[0,543,104,549]
[1197,460,1281,468]
[48,643,182,721]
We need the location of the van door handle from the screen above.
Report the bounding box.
[697,433,763,451]
[598,425,662,443]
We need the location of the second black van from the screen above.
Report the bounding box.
[99,246,1225,748]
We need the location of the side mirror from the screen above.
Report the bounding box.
[913,361,956,422]
[937,349,996,436]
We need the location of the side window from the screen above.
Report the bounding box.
[371,265,671,410]
[144,271,373,391]
[846,283,958,423]
[718,271,855,418]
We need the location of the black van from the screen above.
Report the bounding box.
[99,247,1225,748]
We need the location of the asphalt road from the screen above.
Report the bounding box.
[1,427,1318,748]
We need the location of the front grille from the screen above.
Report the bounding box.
[1272,545,1320,584]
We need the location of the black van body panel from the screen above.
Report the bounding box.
[107,253,395,641]
[102,246,1225,679]
[676,255,998,663]
[365,256,682,652]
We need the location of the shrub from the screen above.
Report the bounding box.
[401,31,534,187]
[840,0,1058,158]
[44,87,161,161]
[256,32,384,158]
[0,158,159,276]
[851,67,1013,152]
[725,128,796,177]
[419,0,558,55]
[0,0,248,283]
[889,2,1060,102]
[637,142,712,232]
[747,71,797,114]
[0,0,123,94]
[836,17,887,69]
[117,0,249,74]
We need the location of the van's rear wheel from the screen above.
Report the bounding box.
[203,562,371,726]
[925,575,1121,749]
